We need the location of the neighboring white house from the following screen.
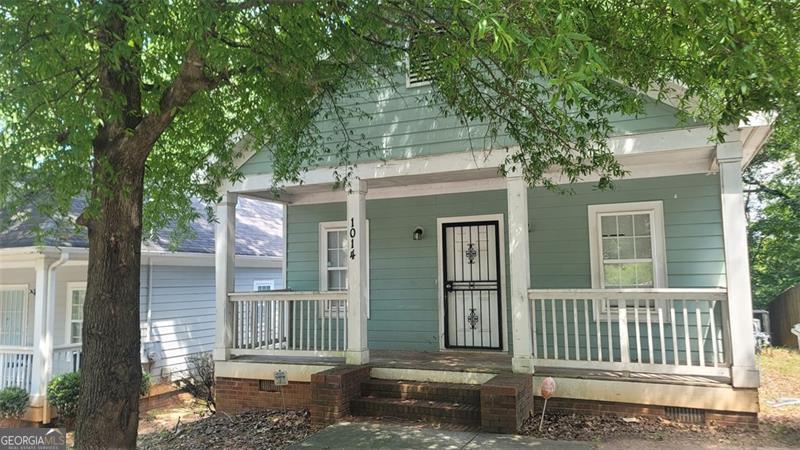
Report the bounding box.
[0,196,284,422]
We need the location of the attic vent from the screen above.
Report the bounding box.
[665,406,705,424]
[406,30,440,88]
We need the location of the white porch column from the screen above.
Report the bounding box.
[717,140,759,388]
[214,192,238,361]
[29,257,50,405]
[346,178,369,365]
[507,175,534,373]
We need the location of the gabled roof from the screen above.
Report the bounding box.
[0,197,283,258]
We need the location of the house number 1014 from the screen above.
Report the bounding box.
[349,218,357,260]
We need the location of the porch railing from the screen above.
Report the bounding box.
[53,344,83,376]
[0,346,34,392]
[228,291,348,357]
[528,289,730,377]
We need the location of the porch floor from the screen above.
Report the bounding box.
[229,350,731,387]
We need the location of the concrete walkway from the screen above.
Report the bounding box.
[289,422,594,450]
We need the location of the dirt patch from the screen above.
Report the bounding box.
[521,411,799,448]
[137,409,316,449]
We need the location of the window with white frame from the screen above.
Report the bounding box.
[588,202,667,317]
[319,221,369,318]
[0,286,28,346]
[253,280,275,292]
[67,283,86,344]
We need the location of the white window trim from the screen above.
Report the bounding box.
[318,220,370,319]
[588,201,668,321]
[253,280,276,292]
[0,284,29,347]
[65,282,87,345]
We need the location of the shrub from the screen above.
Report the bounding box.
[47,372,80,419]
[140,371,152,397]
[0,387,29,418]
[176,352,215,412]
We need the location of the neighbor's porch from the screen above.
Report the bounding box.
[0,251,86,422]
[213,128,759,390]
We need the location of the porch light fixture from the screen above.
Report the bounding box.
[413,227,424,241]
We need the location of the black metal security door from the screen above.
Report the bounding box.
[442,221,502,350]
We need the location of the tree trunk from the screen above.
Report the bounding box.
[75,150,145,449]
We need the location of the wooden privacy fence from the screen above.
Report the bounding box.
[769,285,800,348]
[528,288,731,377]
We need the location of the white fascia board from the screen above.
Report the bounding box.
[0,246,281,268]
[226,126,718,197]
[275,147,714,205]
[146,251,282,268]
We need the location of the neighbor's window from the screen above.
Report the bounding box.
[68,284,86,344]
[589,202,667,290]
[0,286,28,346]
[253,280,275,292]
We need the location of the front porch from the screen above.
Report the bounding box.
[213,127,762,428]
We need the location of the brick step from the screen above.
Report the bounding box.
[350,396,481,426]
[361,379,482,406]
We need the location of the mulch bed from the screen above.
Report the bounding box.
[137,409,317,449]
[521,411,800,447]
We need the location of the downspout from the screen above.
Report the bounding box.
[141,257,154,371]
[146,256,153,343]
[42,253,69,421]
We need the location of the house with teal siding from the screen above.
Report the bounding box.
[212,73,771,431]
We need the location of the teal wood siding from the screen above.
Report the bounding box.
[287,191,510,351]
[529,173,725,289]
[529,173,725,364]
[241,77,701,176]
[286,173,724,354]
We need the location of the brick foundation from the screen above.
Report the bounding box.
[139,383,193,414]
[480,374,533,433]
[216,377,312,414]
[537,396,758,427]
[310,366,371,425]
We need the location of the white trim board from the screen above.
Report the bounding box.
[223,126,720,195]
[0,247,281,269]
[436,214,508,352]
[251,148,716,206]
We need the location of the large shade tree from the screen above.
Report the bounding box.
[745,116,800,307]
[1,1,797,447]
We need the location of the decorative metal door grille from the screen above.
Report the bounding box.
[442,221,502,349]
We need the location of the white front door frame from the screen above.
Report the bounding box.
[436,214,508,352]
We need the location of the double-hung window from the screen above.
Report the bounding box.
[319,221,369,318]
[67,283,86,344]
[588,202,667,318]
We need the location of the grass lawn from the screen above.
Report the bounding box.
[759,347,800,422]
